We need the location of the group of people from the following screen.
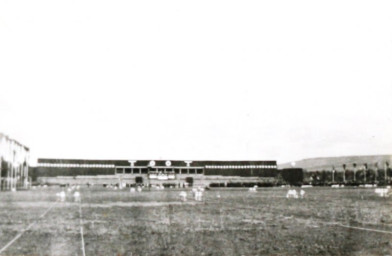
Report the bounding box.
[286,189,305,199]
[375,186,391,197]
[130,186,143,193]
[179,186,308,201]
[55,186,81,202]
[179,187,205,201]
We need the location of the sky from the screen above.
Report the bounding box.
[0,0,391,165]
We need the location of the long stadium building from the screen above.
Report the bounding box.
[33,159,278,187]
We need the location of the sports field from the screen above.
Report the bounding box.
[1,187,392,256]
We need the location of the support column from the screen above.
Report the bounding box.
[7,163,11,190]
[24,165,28,189]
[0,158,2,191]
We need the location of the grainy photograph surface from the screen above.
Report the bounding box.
[1,0,392,255]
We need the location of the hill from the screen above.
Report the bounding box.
[278,155,392,172]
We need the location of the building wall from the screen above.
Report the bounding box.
[31,167,115,181]
[0,133,30,191]
[37,174,277,188]
[33,159,278,186]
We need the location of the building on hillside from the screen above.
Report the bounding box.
[0,133,30,191]
[33,159,278,187]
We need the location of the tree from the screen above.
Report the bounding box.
[342,164,346,183]
[332,166,336,183]
[353,163,357,182]
[364,163,368,183]
[374,162,378,183]
[386,161,390,182]
[321,170,329,185]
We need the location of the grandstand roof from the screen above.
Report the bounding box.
[0,133,30,151]
[37,158,277,167]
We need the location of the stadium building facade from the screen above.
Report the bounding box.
[0,133,30,191]
[34,159,278,187]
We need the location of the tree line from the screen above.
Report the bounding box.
[304,161,391,186]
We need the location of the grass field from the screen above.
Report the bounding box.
[1,187,392,256]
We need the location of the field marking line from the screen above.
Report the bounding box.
[79,201,86,256]
[0,202,57,255]
[336,223,392,235]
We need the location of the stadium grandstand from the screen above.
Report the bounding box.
[32,159,279,187]
[0,133,30,191]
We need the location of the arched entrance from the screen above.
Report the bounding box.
[185,177,193,187]
[135,176,143,184]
